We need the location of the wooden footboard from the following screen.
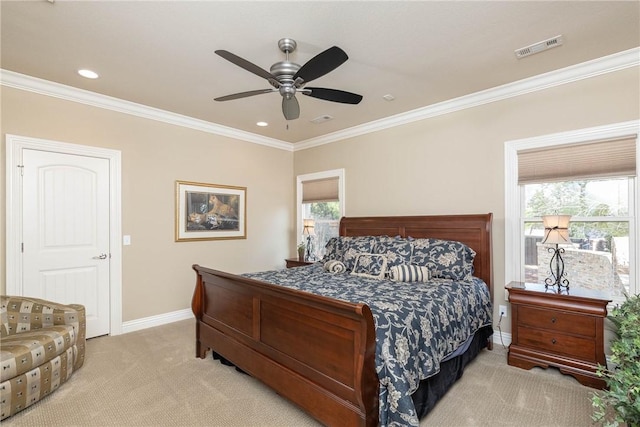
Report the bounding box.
[192,264,379,427]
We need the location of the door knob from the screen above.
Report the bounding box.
[92,253,108,260]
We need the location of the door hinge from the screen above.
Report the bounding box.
[17,165,24,177]
[21,242,24,253]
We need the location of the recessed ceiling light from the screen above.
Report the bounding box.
[383,94,395,101]
[310,115,333,124]
[78,69,99,79]
[256,121,268,127]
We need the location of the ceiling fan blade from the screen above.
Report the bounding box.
[214,88,276,101]
[282,96,300,120]
[293,46,348,84]
[302,87,363,104]
[215,50,280,87]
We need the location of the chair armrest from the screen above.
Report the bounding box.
[1,295,85,338]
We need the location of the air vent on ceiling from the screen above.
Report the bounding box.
[515,35,564,59]
[310,115,334,124]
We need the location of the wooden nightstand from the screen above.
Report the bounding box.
[285,258,314,268]
[506,281,610,389]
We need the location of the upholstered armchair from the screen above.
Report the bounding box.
[0,296,86,420]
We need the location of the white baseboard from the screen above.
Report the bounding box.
[493,330,512,347]
[121,308,194,334]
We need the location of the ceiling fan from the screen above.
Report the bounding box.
[214,38,363,121]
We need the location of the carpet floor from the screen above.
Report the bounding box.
[2,320,596,426]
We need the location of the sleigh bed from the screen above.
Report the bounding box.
[192,213,493,426]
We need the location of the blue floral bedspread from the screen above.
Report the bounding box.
[243,263,493,427]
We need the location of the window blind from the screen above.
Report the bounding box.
[302,177,339,203]
[518,136,637,184]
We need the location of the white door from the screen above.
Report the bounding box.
[22,148,111,338]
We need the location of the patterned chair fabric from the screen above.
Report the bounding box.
[0,296,86,420]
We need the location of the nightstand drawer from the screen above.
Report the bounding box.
[518,306,595,337]
[517,326,596,361]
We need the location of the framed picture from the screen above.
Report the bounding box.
[175,181,246,241]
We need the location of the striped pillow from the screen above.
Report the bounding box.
[389,265,430,282]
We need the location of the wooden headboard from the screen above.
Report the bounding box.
[339,214,493,294]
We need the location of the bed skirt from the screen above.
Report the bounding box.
[412,325,494,418]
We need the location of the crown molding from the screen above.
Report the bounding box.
[0,69,293,152]
[2,47,638,152]
[294,47,640,151]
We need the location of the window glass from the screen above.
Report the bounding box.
[301,201,340,260]
[523,178,631,296]
[297,169,344,262]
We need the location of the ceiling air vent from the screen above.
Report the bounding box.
[310,115,334,124]
[515,35,564,59]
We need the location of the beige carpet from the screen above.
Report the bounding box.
[2,320,596,426]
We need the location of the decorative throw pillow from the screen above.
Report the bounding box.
[411,238,476,281]
[389,265,430,282]
[323,259,346,274]
[351,253,388,279]
[341,236,377,271]
[374,236,413,268]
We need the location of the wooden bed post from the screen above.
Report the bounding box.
[191,264,205,359]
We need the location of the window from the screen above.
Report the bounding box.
[297,169,345,261]
[505,121,639,304]
[523,178,631,297]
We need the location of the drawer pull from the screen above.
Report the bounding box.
[551,338,557,344]
[551,317,557,323]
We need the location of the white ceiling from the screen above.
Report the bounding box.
[1,1,639,144]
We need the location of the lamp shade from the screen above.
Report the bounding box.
[303,219,316,236]
[541,215,571,245]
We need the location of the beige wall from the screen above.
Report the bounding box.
[2,66,638,331]
[1,87,294,321]
[294,67,640,333]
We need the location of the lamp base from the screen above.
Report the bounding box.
[544,245,569,291]
[304,235,315,262]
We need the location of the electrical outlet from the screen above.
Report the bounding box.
[499,304,508,318]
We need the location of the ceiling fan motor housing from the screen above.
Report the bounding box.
[270,61,300,85]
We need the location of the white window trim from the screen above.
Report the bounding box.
[296,168,345,239]
[505,120,640,297]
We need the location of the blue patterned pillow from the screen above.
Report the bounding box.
[351,253,388,279]
[321,237,342,262]
[410,238,476,281]
[374,236,413,268]
[340,236,377,271]
[389,265,430,282]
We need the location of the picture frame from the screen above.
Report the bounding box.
[175,180,246,241]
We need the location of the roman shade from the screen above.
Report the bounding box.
[302,177,339,203]
[518,136,637,184]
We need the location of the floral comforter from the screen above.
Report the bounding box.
[243,263,493,427]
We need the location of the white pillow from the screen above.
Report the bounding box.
[323,259,346,274]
